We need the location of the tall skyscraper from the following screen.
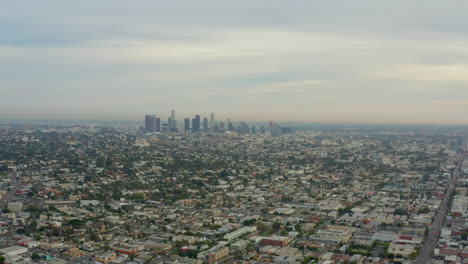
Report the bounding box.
[210,112,216,130]
[145,115,156,132]
[228,118,234,131]
[203,117,209,132]
[240,121,249,134]
[155,117,161,132]
[192,115,201,132]
[168,116,173,129]
[145,115,151,132]
[251,126,257,134]
[268,121,275,135]
[184,118,190,132]
[169,110,177,132]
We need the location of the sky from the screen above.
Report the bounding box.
[1,1,468,125]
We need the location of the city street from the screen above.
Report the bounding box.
[415,146,466,264]
[0,174,24,208]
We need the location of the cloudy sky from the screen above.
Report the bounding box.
[2,1,468,124]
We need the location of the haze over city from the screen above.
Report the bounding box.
[2,1,468,124]
[3,2,468,264]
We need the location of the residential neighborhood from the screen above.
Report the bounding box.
[0,125,467,264]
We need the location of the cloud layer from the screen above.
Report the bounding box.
[1,1,468,124]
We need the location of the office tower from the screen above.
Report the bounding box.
[168,116,173,130]
[268,121,275,134]
[155,117,161,132]
[195,115,201,131]
[219,122,225,131]
[169,110,177,132]
[260,125,266,134]
[184,118,190,132]
[240,121,249,134]
[210,112,216,130]
[145,115,151,132]
[192,115,201,132]
[228,119,234,132]
[272,123,281,137]
[203,117,209,132]
[145,115,156,132]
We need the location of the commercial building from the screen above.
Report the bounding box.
[155,117,161,132]
[198,245,229,264]
[192,115,201,132]
[261,236,291,248]
[223,226,256,241]
[94,252,117,264]
[7,202,23,212]
[0,246,28,256]
[203,117,209,133]
[184,118,190,132]
[145,115,156,132]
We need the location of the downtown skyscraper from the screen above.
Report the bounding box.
[184,118,190,132]
[203,117,209,133]
[192,115,201,132]
[145,115,157,132]
[143,111,290,136]
[168,110,178,132]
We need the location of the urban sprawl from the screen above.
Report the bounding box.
[0,116,468,264]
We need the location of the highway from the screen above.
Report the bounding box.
[415,146,465,264]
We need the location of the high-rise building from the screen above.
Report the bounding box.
[210,112,216,130]
[168,116,173,129]
[145,115,151,132]
[203,117,209,132]
[162,124,169,133]
[240,121,249,134]
[169,110,177,132]
[145,115,156,132]
[155,117,161,132]
[184,118,190,132]
[268,121,275,135]
[192,115,201,132]
[228,118,234,131]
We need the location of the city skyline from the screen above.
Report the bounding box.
[143,110,288,135]
[2,1,468,125]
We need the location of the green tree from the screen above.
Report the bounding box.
[294,224,302,233]
[31,252,41,261]
[462,232,468,240]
